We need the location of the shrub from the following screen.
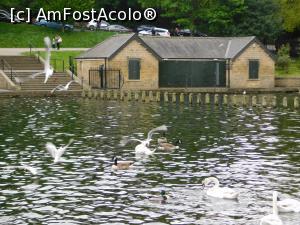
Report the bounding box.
[276,44,292,72]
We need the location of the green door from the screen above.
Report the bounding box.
[159,60,226,87]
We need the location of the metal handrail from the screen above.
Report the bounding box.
[1,59,17,81]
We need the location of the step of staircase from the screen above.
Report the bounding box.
[13,71,82,92]
[0,56,44,70]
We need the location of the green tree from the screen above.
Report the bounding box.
[276,44,292,72]
[34,0,95,12]
[139,0,282,42]
[232,0,282,43]
[279,0,300,32]
[139,0,217,29]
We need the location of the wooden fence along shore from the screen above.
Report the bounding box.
[81,89,300,109]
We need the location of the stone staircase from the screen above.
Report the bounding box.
[0,56,44,70]
[14,71,82,91]
[0,56,82,92]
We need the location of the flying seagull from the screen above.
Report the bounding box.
[120,125,167,155]
[51,80,75,94]
[46,139,74,163]
[14,36,53,84]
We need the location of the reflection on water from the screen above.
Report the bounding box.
[0,97,299,224]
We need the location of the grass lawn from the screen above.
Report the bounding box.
[276,57,300,77]
[0,22,115,48]
[23,51,83,72]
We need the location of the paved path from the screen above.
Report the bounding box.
[0,48,89,56]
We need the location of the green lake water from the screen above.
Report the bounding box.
[0,97,299,224]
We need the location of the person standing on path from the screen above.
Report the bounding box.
[55,35,62,50]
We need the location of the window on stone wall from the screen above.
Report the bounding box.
[249,60,259,79]
[128,58,140,80]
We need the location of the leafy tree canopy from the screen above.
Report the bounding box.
[279,0,300,32]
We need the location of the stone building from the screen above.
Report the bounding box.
[76,33,275,90]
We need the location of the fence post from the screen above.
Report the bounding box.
[172,93,176,103]
[179,93,184,103]
[223,94,228,105]
[214,94,219,105]
[134,91,139,101]
[127,91,131,101]
[149,91,153,102]
[113,90,118,100]
[100,90,105,99]
[120,91,124,101]
[283,97,288,108]
[105,90,108,100]
[271,96,277,108]
[189,93,193,104]
[262,96,267,107]
[164,92,168,102]
[232,95,237,106]
[156,91,160,102]
[141,91,146,102]
[242,95,247,106]
[196,93,201,104]
[294,97,299,109]
[205,93,210,104]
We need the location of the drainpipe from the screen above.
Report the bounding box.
[227,59,231,88]
[104,58,107,89]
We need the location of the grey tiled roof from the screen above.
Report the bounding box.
[76,33,135,59]
[76,34,258,60]
[140,36,256,59]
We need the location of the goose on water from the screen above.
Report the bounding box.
[111,156,134,170]
[158,139,181,151]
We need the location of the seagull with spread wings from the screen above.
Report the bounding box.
[46,139,74,163]
[51,80,76,94]
[120,125,168,155]
[14,36,53,84]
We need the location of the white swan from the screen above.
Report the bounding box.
[120,125,167,155]
[277,195,300,213]
[202,177,239,199]
[135,142,156,155]
[260,191,283,225]
[45,139,74,163]
[14,37,53,84]
[51,80,76,93]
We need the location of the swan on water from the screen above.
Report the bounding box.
[277,193,300,213]
[202,177,239,199]
[260,191,283,225]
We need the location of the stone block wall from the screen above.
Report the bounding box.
[230,41,275,89]
[108,39,159,90]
